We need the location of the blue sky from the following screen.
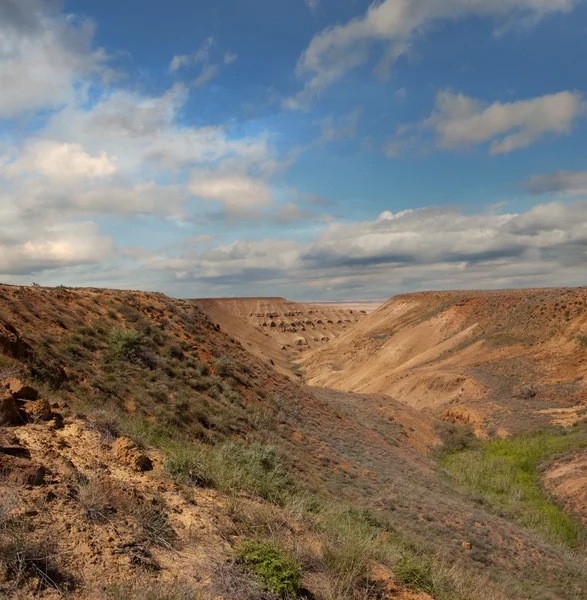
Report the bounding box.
[0,0,586,299]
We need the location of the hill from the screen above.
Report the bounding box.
[301,288,587,436]
[0,284,585,599]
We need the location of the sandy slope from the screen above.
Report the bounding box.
[195,297,372,376]
[301,288,587,433]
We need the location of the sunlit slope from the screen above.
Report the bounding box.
[301,288,587,433]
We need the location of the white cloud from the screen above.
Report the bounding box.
[286,0,580,107]
[422,90,584,154]
[525,171,587,196]
[0,221,115,275]
[224,52,238,65]
[389,90,585,155]
[2,141,118,181]
[169,36,215,72]
[117,199,587,298]
[195,64,220,87]
[0,0,106,117]
[0,3,283,278]
[189,170,273,213]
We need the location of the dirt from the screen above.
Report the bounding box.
[300,288,587,433]
[543,449,587,527]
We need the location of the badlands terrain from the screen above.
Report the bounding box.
[0,284,586,599]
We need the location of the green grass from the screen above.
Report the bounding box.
[441,428,587,547]
[165,440,295,505]
[236,540,302,597]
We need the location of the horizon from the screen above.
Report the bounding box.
[1,0,587,300]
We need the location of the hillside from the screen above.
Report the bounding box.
[196,297,377,377]
[301,288,587,435]
[0,285,586,599]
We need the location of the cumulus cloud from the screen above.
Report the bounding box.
[0,1,280,278]
[189,170,273,213]
[389,90,585,155]
[286,0,580,107]
[424,90,584,154]
[2,141,118,181]
[0,221,115,275]
[0,0,106,117]
[524,171,587,196]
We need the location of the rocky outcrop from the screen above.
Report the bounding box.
[0,454,46,486]
[112,437,153,472]
[0,390,22,426]
[3,377,39,400]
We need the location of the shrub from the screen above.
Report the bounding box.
[394,553,435,594]
[236,540,302,597]
[108,328,144,361]
[213,356,234,378]
[435,421,478,456]
[132,498,177,550]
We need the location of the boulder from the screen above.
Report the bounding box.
[23,398,53,421]
[0,391,22,426]
[2,378,39,400]
[112,437,153,472]
[0,455,46,486]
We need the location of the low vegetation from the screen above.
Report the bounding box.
[236,540,302,597]
[442,427,587,547]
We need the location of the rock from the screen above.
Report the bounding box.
[0,391,23,426]
[462,541,472,551]
[2,378,39,400]
[112,437,153,472]
[0,455,46,486]
[23,398,53,421]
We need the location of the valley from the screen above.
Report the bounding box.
[0,284,586,599]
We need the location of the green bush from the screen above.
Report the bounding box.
[236,540,302,597]
[394,553,435,594]
[109,328,144,361]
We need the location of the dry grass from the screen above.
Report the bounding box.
[0,493,72,595]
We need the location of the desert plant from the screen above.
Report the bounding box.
[108,328,144,361]
[236,540,302,597]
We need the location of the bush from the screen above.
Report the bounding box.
[236,540,302,597]
[108,328,144,361]
[213,356,233,378]
[394,553,435,594]
[435,421,478,456]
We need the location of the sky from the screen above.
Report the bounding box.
[0,0,586,300]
